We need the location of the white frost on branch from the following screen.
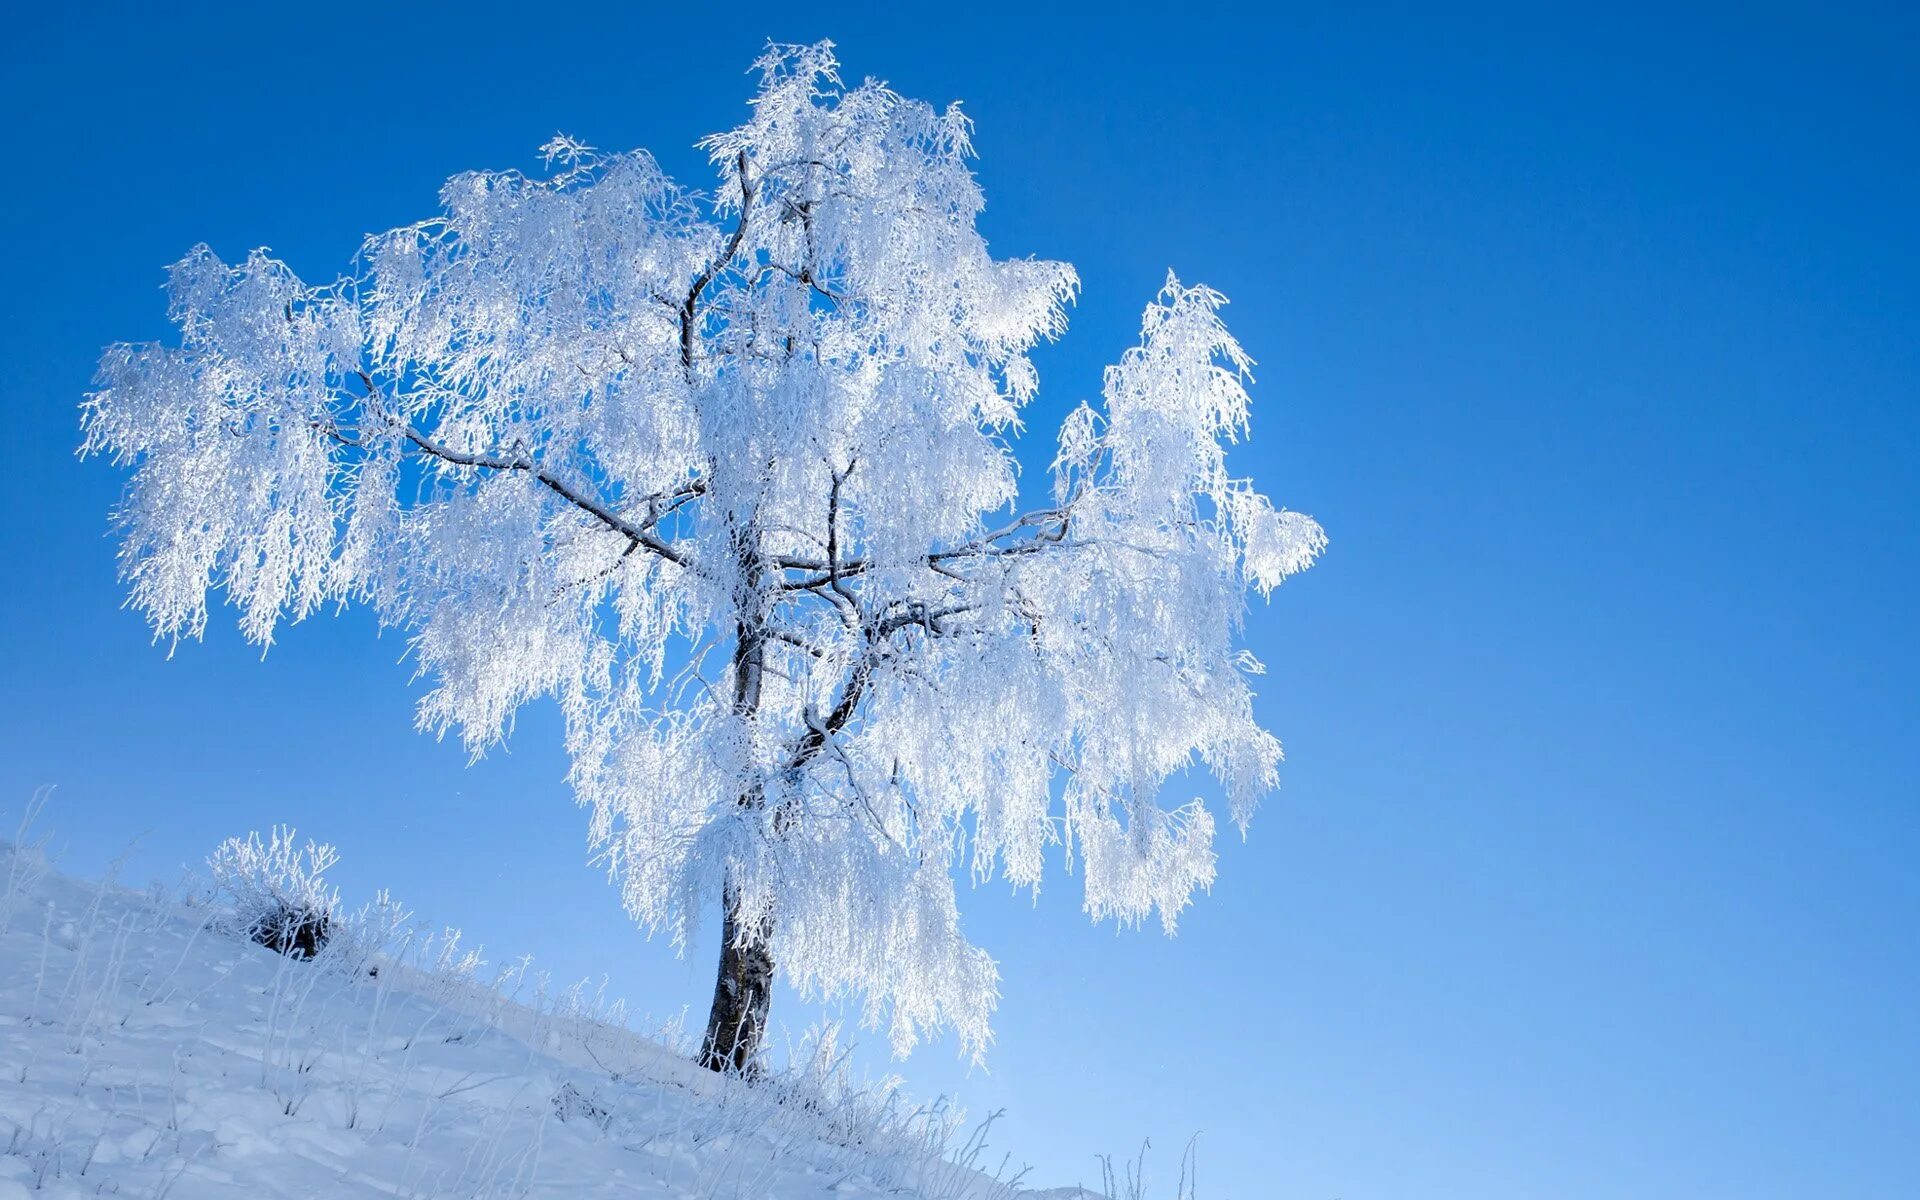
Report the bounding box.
[82,41,1324,1061]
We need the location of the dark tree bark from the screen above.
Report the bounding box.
[698,544,775,1074]
[698,878,775,1074]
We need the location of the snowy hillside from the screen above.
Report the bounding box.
[0,819,1110,1200]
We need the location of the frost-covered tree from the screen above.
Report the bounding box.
[82,42,1325,1072]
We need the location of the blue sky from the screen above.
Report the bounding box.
[2,3,1915,1197]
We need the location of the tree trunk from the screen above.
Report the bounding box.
[698,877,774,1074]
[699,559,774,1074]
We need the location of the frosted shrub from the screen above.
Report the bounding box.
[206,828,341,959]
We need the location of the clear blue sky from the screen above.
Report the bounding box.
[2,4,1915,1197]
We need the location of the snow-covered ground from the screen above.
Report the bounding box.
[0,814,1109,1200]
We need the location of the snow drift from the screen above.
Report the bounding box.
[0,810,1107,1200]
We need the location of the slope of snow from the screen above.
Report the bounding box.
[0,827,1060,1200]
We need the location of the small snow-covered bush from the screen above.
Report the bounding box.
[207,827,341,959]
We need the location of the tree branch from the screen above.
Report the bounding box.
[763,625,827,659]
[681,150,755,375]
[785,635,880,775]
[344,370,701,573]
[775,504,1074,593]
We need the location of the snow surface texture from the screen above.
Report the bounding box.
[0,817,1154,1200]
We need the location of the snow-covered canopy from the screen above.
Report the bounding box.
[83,41,1325,1059]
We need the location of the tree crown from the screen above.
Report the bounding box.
[83,41,1325,1059]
